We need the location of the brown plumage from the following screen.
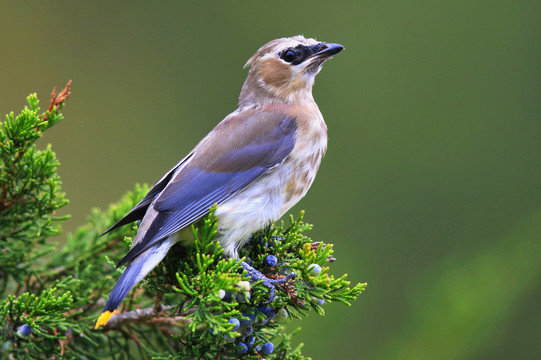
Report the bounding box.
[96,35,343,328]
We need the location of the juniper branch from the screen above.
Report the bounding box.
[98,305,194,330]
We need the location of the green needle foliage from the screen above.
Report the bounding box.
[0,85,366,359]
[0,87,69,287]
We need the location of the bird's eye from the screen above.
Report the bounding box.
[280,49,296,63]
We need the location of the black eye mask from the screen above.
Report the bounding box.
[279,43,327,65]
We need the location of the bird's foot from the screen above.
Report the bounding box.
[240,261,296,303]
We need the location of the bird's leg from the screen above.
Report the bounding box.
[240,261,297,303]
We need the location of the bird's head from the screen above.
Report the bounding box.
[239,36,344,107]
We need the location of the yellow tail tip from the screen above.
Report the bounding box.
[95,311,114,329]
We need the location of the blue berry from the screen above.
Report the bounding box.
[317,298,325,306]
[256,317,268,325]
[260,341,274,355]
[228,318,240,331]
[240,312,256,325]
[17,324,31,337]
[308,263,322,276]
[270,236,282,247]
[236,342,248,354]
[223,291,233,302]
[236,281,251,291]
[275,308,288,322]
[265,254,278,267]
[257,305,277,319]
[235,291,251,303]
[246,336,256,350]
[224,334,236,343]
[239,324,253,337]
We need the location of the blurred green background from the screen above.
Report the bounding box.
[2,1,540,359]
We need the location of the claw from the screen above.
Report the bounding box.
[241,261,296,303]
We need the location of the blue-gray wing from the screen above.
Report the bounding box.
[116,111,297,267]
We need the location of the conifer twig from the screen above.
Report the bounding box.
[97,305,193,330]
[43,80,72,121]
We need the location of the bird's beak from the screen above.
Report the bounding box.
[311,43,344,59]
[301,42,344,73]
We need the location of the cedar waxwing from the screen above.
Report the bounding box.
[95,35,343,328]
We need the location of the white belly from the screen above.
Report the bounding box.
[215,139,325,258]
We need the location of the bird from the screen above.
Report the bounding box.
[95,35,343,329]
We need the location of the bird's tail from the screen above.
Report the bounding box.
[95,238,176,329]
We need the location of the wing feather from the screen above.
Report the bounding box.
[115,111,297,267]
